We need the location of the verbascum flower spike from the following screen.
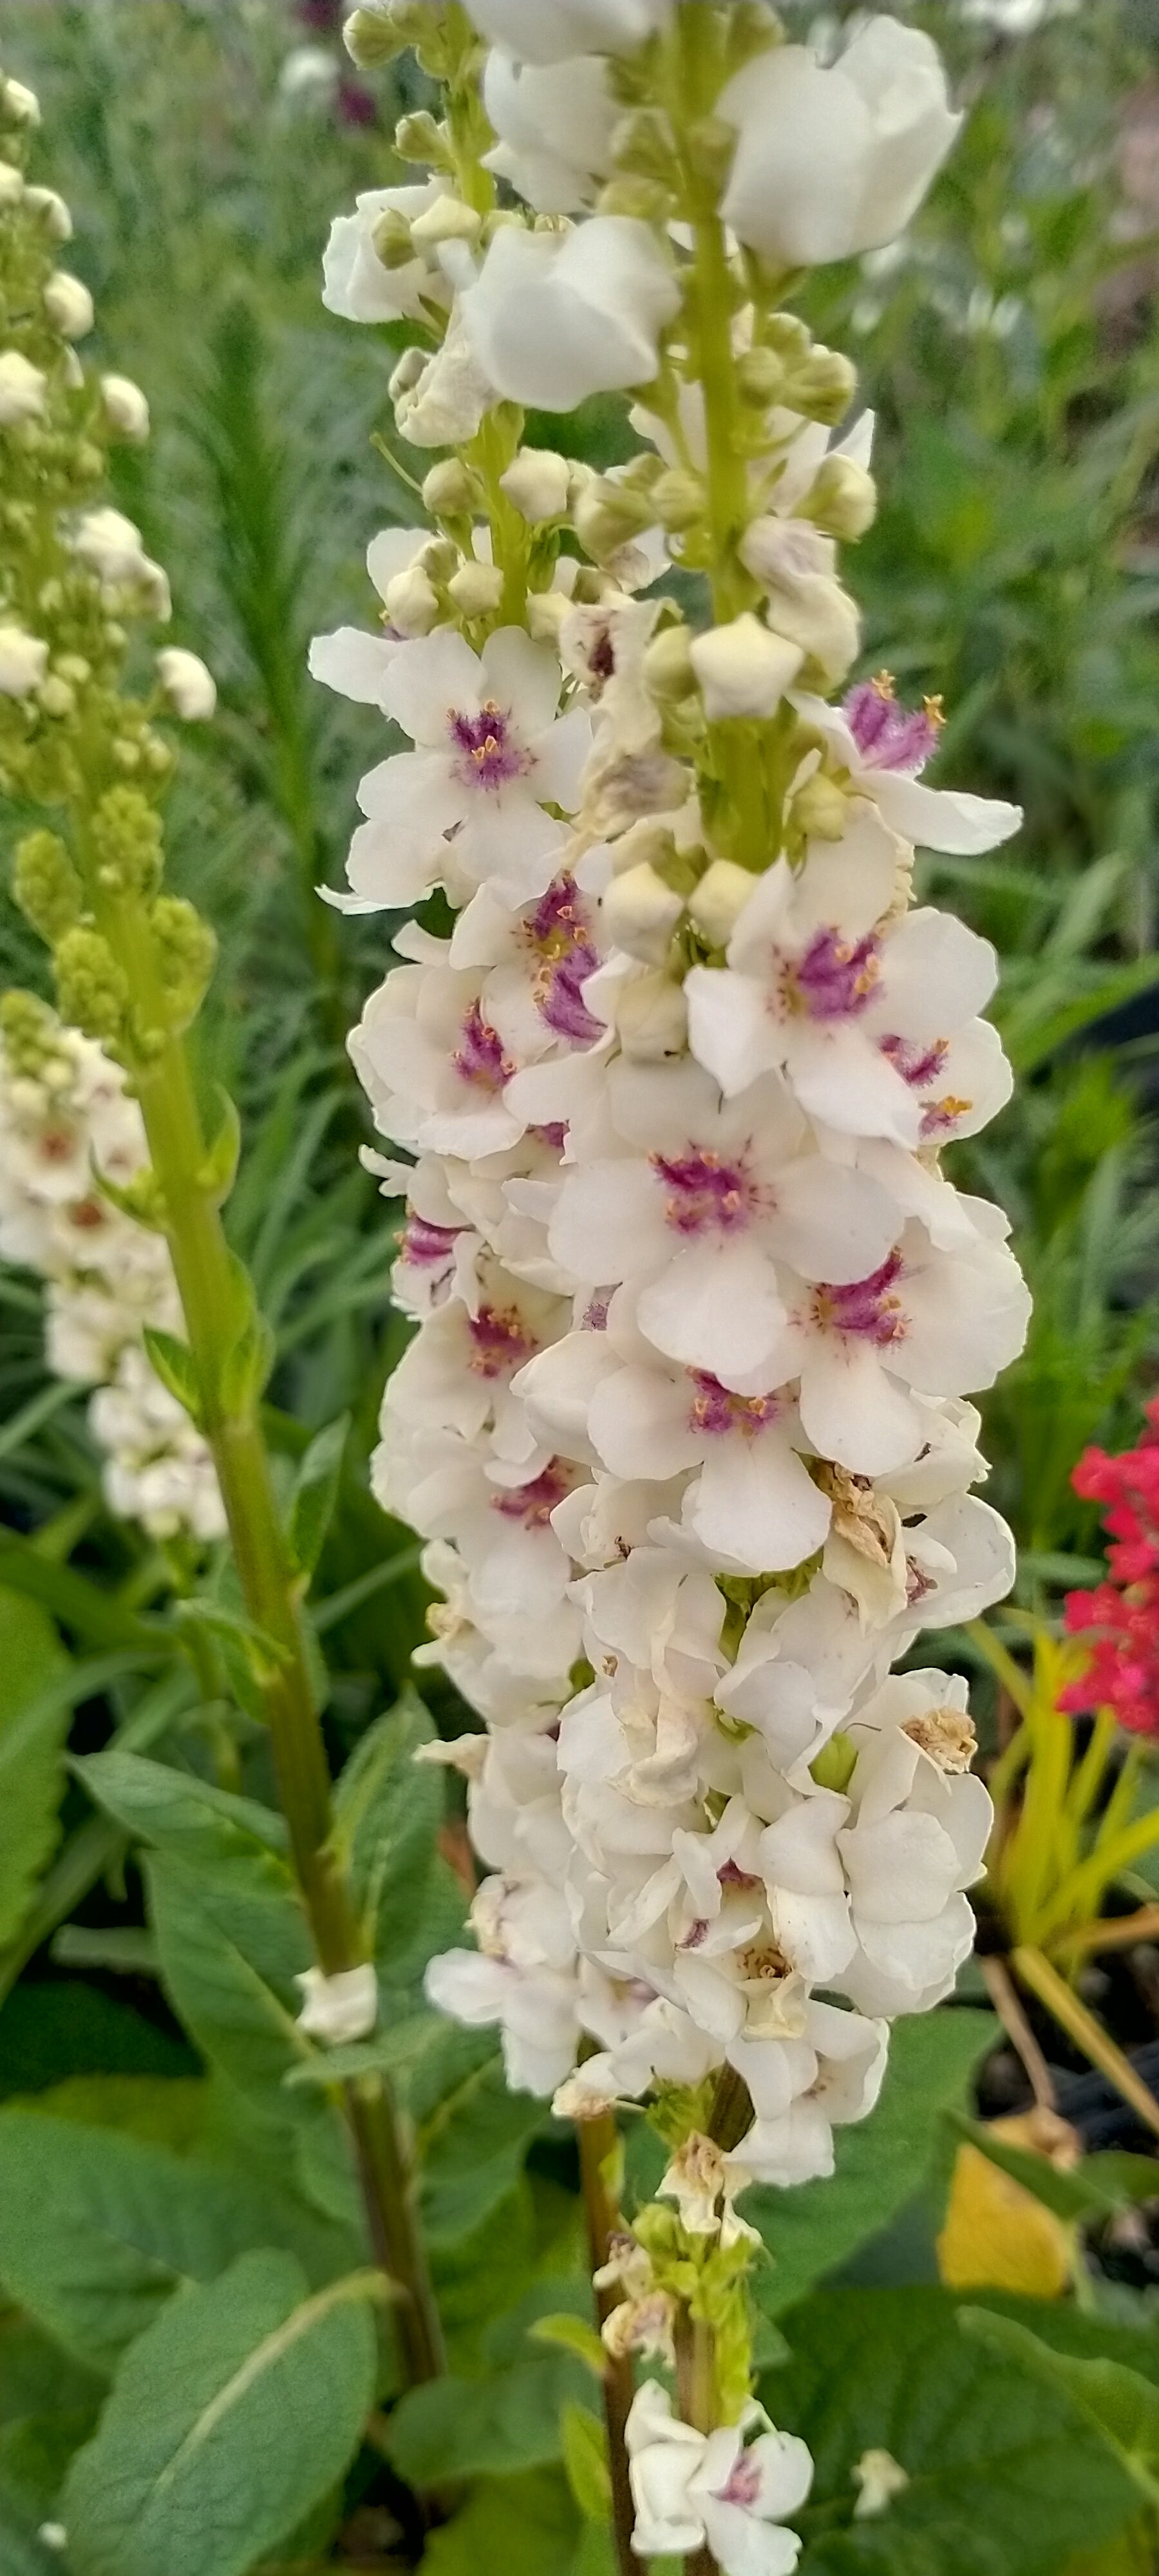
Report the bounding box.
[318,6,1027,2563]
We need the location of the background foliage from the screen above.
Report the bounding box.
[6,3,1159,2570]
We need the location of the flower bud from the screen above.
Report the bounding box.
[0,623,48,698]
[0,351,46,424]
[688,858,754,948]
[690,614,803,721]
[526,589,572,644]
[24,182,71,238]
[573,477,656,565]
[601,861,684,963]
[616,969,688,1061]
[44,270,94,340]
[343,3,411,68]
[609,106,677,186]
[409,193,482,249]
[54,927,127,1045]
[500,446,572,525]
[395,109,451,169]
[650,468,703,533]
[447,559,505,616]
[39,675,75,719]
[642,624,695,705]
[388,345,426,403]
[421,457,482,518]
[2,77,40,127]
[371,207,419,270]
[735,345,787,406]
[792,770,850,841]
[384,563,440,636]
[157,648,216,721]
[804,454,878,541]
[151,896,218,1025]
[12,829,84,944]
[784,347,858,427]
[608,817,679,878]
[90,787,164,900]
[97,376,149,447]
[0,158,23,206]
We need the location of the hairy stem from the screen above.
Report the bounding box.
[81,856,444,2389]
[579,2114,636,2576]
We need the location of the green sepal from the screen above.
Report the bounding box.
[141,1327,204,1428]
[196,1088,241,1206]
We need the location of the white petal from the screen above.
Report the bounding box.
[637,1240,788,1384]
[688,1434,831,1575]
[872,772,1022,855]
[686,967,782,1097]
[798,1340,922,1477]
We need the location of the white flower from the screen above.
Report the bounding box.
[685,828,1008,1146]
[544,1056,898,1386]
[157,647,216,721]
[690,616,804,721]
[0,624,48,697]
[626,2382,812,2576]
[461,218,679,411]
[500,446,574,525]
[393,306,495,450]
[0,349,47,423]
[321,181,453,324]
[43,270,94,339]
[483,50,616,213]
[295,1963,379,2043]
[344,627,590,910]
[835,1669,992,2014]
[92,1348,226,1544]
[100,374,150,442]
[738,522,861,688]
[721,17,962,269]
[308,526,428,709]
[805,678,1022,857]
[462,0,672,62]
[279,42,339,102]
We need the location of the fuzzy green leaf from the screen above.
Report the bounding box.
[288,1413,349,1580]
[62,2251,381,2576]
[332,1694,442,1972]
[963,2313,1159,2506]
[141,1326,204,1426]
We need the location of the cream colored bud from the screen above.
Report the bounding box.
[609,818,679,878]
[295,1963,378,2046]
[650,468,704,534]
[388,345,426,404]
[690,614,803,721]
[100,375,150,444]
[0,625,48,697]
[3,78,39,126]
[786,347,858,427]
[0,158,23,206]
[24,184,71,240]
[602,862,684,964]
[158,647,216,721]
[527,590,572,645]
[447,560,505,618]
[805,454,878,541]
[371,207,419,270]
[736,345,787,406]
[44,270,94,340]
[616,970,687,1061]
[421,458,480,517]
[643,624,695,705]
[343,5,408,70]
[384,563,440,636]
[793,771,851,842]
[38,675,75,719]
[688,858,755,948]
[0,350,46,425]
[409,194,482,249]
[500,447,572,526]
[573,479,655,566]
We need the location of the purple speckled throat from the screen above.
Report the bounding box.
[844,676,941,774]
[813,1251,906,1346]
[688,1372,780,1439]
[449,697,532,793]
[453,1001,513,1092]
[527,879,604,1046]
[789,927,880,1022]
[652,1148,755,1236]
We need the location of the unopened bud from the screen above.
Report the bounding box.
[764,314,813,366]
[792,771,851,842]
[410,193,481,249]
[372,207,419,270]
[38,675,75,719]
[447,559,504,617]
[500,447,572,526]
[688,859,755,948]
[12,829,83,944]
[151,896,217,1025]
[617,970,687,1061]
[736,346,788,406]
[90,787,164,899]
[394,109,450,168]
[343,4,409,69]
[388,345,426,403]
[24,183,71,240]
[786,347,858,428]
[157,647,216,721]
[573,478,655,567]
[650,468,703,534]
[804,455,878,542]
[0,623,48,699]
[422,458,482,518]
[601,862,684,964]
[690,614,802,721]
[2,78,40,128]
[598,175,674,225]
[643,625,695,705]
[527,590,571,645]
[384,563,440,636]
[44,270,94,341]
[101,375,150,443]
[723,1,785,74]
[54,927,127,1045]
[609,106,677,186]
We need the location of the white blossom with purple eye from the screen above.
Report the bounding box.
[341,627,592,911]
[800,674,1022,855]
[685,829,1007,1146]
[625,2376,813,2576]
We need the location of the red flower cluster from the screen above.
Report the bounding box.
[1062,1397,1159,1735]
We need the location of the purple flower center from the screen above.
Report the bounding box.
[400,1216,461,1270]
[717,2451,762,2510]
[652,1149,755,1236]
[531,1120,569,1150]
[449,698,532,793]
[845,676,943,775]
[467,1303,538,1379]
[718,1859,761,1888]
[813,1251,906,1347]
[689,1372,779,1440]
[453,1002,514,1093]
[789,927,880,1022]
[880,1033,948,1091]
[527,880,604,1045]
[491,1460,573,1526]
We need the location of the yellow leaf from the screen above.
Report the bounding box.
[937,2124,1075,2300]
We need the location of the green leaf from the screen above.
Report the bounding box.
[420,2054,551,2243]
[530,2315,607,2380]
[0,2315,102,2429]
[774,2288,1139,2576]
[947,2116,1159,2228]
[388,2345,591,2485]
[78,1749,289,1866]
[332,1695,442,1972]
[62,2251,382,2576]
[0,1588,70,1947]
[141,1325,203,1426]
[560,2403,612,2522]
[144,1847,312,2102]
[0,1533,164,1654]
[749,2009,994,2316]
[288,1413,349,1580]
[0,2109,267,2372]
[421,2467,583,2576]
[963,2313,1159,2506]
[0,2415,94,2576]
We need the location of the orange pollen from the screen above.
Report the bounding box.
[871,669,896,700]
[923,693,946,730]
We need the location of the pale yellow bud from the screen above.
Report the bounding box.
[688,859,755,948]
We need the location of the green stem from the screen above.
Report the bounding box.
[579,2114,636,2576]
[79,860,444,2392]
